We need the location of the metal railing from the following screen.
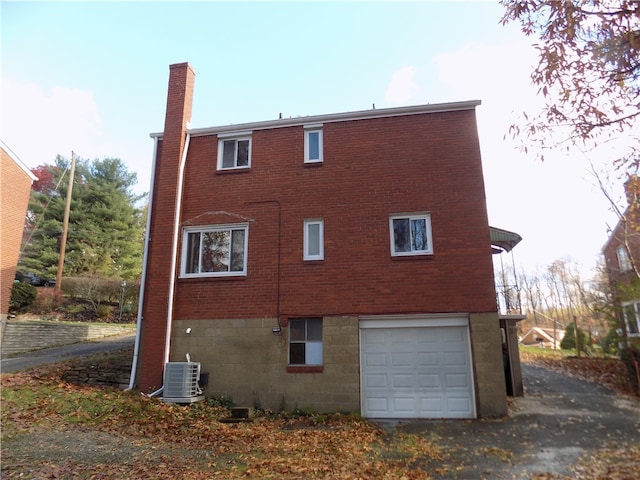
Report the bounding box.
[496,284,522,315]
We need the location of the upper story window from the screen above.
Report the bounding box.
[390,213,433,256]
[181,224,248,277]
[622,301,640,336]
[304,219,324,261]
[289,317,323,365]
[617,245,633,272]
[304,125,323,163]
[217,132,251,170]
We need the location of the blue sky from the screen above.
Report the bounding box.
[1,0,629,278]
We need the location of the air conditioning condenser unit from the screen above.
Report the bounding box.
[162,362,205,404]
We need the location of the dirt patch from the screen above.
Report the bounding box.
[1,425,220,479]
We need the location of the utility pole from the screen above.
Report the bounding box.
[56,152,76,289]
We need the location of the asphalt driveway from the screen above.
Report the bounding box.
[0,332,135,374]
[383,363,640,479]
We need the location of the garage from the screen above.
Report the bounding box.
[360,315,476,419]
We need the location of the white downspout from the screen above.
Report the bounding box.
[164,133,191,365]
[126,136,160,391]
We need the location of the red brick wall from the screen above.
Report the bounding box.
[1,148,34,316]
[139,65,497,392]
[175,110,496,320]
[603,176,640,288]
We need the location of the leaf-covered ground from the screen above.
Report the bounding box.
[1,357,443,479]
[519,348,639,398]
[1,347,639,479]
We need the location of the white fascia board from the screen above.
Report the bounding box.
[1,140,38,182]
[150,100,482,139]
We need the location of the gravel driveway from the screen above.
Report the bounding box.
[384,363,640,479]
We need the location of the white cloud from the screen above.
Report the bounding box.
[1,78,103,166]
[385,66,420,106]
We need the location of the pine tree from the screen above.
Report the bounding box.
[19,156,146,281]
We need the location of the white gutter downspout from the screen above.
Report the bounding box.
[164,133,191,365]
[126,136,160,391]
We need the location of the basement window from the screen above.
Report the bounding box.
[289,318,323,365]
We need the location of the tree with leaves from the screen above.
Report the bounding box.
[501,0,640,168]
[20,156,146,281]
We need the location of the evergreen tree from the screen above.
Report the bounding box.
[560,323,589,352]
[19,156,146,281]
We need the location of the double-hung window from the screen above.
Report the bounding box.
[289,318,323,365]
[622,301,640,336]
[304,219,324,260]
[390,213,433,256]
[617,245,633,272]
[304,125,323,163]
[181,224,248,277]
[218,133,251,170]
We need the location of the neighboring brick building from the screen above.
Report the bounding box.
[135,62,509,418]
[0,141,37,322]
[602,175,640,339]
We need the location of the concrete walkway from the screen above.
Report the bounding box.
[0,332,135,374]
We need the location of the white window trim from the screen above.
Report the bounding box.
[617,245,633,272]
[622,300,640,336]
[389,213,433,256]
[217,134,252,170]
[304,219,324,260]
[304,124,323,163]
[180,223,249,278]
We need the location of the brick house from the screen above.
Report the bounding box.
[0,141,37,323]
[602,175,640,341]
[134,62,510,418]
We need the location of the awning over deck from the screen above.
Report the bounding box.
[490,226,522,254]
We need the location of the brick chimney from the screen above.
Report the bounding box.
[138,63,195,392]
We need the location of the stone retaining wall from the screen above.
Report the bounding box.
[1,320,134,357]
[60,346,133,389]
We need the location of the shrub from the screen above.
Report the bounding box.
[600,327,620,355]
[9,282,37,312]
[560,323,590,353]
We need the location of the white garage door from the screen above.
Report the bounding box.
[360,317,475,419]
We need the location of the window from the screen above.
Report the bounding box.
[622,301,640,336]
[181,224,248,277]
[617,245,633,272]
[289,318,323,365]
[217,134,251,170]
[304,125,323,163]
[304,219,324,260]
[390,214,433,256]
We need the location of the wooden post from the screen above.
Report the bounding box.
[56,152,76,289]
[573,315,581,358]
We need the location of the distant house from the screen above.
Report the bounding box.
[0,141,37,323]
[134,62,518,419]
[520,327,564,350]
[602,175,640,340]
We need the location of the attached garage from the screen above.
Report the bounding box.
[360,315,476,419]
